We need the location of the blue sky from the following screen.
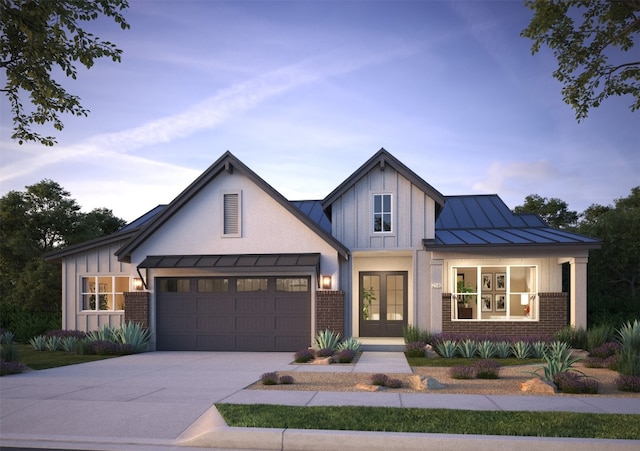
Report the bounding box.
[1,0,638,223]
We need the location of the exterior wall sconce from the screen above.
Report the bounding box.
[133,278,144,291]
[321,275,332,290]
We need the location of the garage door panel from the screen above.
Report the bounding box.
[156,276,310,351]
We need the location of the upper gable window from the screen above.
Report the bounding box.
[222,191,241,237]
[373,194,392,233]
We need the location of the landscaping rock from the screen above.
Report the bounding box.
[521,378,557,394]
[407,375,446,391]
[355,383,383,392]
[310,357,332,365]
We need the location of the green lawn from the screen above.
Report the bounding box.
[13,344,117,370]
[216,404,640,440]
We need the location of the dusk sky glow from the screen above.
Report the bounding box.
[1,0,638,222]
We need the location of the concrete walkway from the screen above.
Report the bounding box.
[1,351,638,451]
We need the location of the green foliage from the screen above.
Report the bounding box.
[0,342,19,362]
[217,404,640,439]
[535,341,583,382]
[336,337,361,353]
[530,341,548,359]
[554,325,588,350]
[113,321,150,352]
[312,329,341,351]
[510,341,531,360]
[477,340,497,359]
[44,336,61,351]
[361,287,376,320]
[521,0,640,120]
[28,335,47,351]
[457,339,478,359]
[495,341,511,359]
[86,325,116,343]
[434,340,458,358]
[0,0,130,146]
[514,194,579,229]
[402,325,431,344]
[0,330,15,344]
[616,320,640,377]
[587,324,614,351]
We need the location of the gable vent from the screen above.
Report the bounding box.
[223,192,240,235]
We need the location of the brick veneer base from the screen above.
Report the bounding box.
[124,292,149,329]
[442,292,568,338]
[316,290,344,336]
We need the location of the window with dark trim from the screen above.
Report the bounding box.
[373,193,392,233]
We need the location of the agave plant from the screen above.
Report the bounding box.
[434,339,458,358]
[511,341,531,359]
[534,340,583,382]
[86,325,116,343]
[495,341,511,359]
[313,329,341,351]
[457,339,478,358]
[477,340,497,359]
[29,335,47,351]
[336,337,362,353]
[114,321,150,352]
[45,336,62,351]
[60,336,79,352]
[530,341,547,359]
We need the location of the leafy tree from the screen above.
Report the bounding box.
[578,187,640,324]
[514,194,579,229]
[0,0,130,146]
[521,0,640,120]
[0,180,125,311]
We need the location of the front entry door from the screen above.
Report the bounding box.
[359,271,407,337]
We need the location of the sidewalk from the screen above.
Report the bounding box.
[1,351,638,451]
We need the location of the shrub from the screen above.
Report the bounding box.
[385,378,403,389]
[530,341,547,359]
[279,375,294,385]
[0,342,19,362]
[535,341,583,382]
[616,320,640,377]
[336,337,362,353]
[91,340,132,355]
[584,355,617,369]
[473,360,501,379]
[316,348,334,358]
[589,342,622,359]
[113,322,150,352]
[334,349,356,363]
[86,326,116,343]
[45,329,87,339]
[615,375,640,392]
[313,329,341,351]
[73,338,94,355]
[370,373,388,386]
[511,341,531,359]
[448,365,474,379]
[0,360,27,376]
[554,325,587,349]
[261,372,279,385]
[405,341,425,358]
[28,335,47,351]
[457,339,478,359]
[554,372,599,394]
[45,336,62,351]
[434,340,458,358]
[495,341,511,359]
[0,303,60,342]
[403,325,431,344]
[294,349,314,363]
[0,330,15,344]
[477,340,497,359]
[60,336,79,352]
[587,324,614,351]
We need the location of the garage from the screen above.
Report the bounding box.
[155,275,311,351]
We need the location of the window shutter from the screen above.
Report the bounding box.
[223,193,239,235]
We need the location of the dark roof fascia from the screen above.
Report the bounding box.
[44,228,138,263]
[423,238,602,253]
[115,151,350,262]
[322,148,446,212]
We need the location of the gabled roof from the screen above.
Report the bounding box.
[290,200,331,233]
[426,195,601,249]
[45,205,167,262]
[115,151,349,262]
[322,148,446,212]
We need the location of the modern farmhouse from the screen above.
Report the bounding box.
[46,149,600,351]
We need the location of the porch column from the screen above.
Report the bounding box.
[429,258,443,334]
[570,257,588,329]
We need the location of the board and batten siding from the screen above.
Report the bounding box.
[61,239,131,332]
[330,166,436,250]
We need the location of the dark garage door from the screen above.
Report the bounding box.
[156,276,311,351]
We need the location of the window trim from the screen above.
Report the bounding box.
[80,275,129,312]
[222,190,242,238]
[451,265,538,322]
[372,193,393,234]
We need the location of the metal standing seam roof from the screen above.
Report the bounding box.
[430,195,601,248]
[138,253,322,278]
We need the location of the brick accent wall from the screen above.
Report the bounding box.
[316,290,344,336]
[124,292,149,329]
[442,292,567,338]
